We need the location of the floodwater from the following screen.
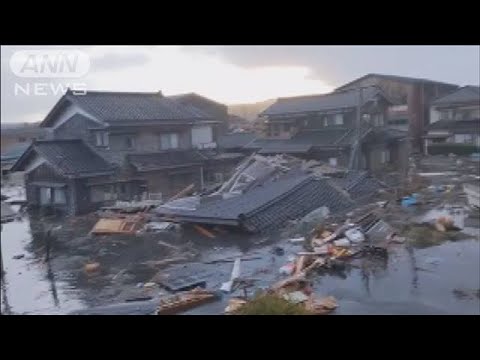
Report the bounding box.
[1,200,479,315]
[1,206,84,314]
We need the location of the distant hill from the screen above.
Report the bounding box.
[228,99,276,121]
[1,121,41,130]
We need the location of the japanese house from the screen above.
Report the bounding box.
[11,139,118,215]
[248,86,407,172]
[335,73,458,152]
[424,86,480,155]
[11,90,244,215]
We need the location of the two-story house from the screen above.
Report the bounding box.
[424,86,480,155]
[245,86,407,172]
[335,73,458,152]
[11,90,243,215]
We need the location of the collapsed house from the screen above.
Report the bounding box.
[156,155,384,233]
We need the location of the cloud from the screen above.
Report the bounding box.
[182,45,480,87]
[2,45,479,124]
[90,51,151,72]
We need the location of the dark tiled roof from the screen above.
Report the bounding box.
[367,127,408,143]
[335,73,459,91]
[217,133,256,149]
[431,86,480,106]
[66,91,211,123]
[11,139,115,178]
[333,171,384,200]
[128,150,207,172]
[245,128,369,154]
[262,86,387,116]
[258,143,312,154]
[427,119,480,133]
[157,174,354,232]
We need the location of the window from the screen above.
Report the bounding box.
[125,136,135,149]
[18,137,27,142]
[90,185,116,202]
[284,123,291,132]
[454,134,472,144]
[388,119,408,126]
[39,187,52,205]
[334,114,344,125]
[380,150,390,164]
[95,131,109,147]
[160,133,179,150]
[441,110,452,120]
[373,113,384,126]
[272,124,280,136]
[329,158,338,167]
[53,188,66,204]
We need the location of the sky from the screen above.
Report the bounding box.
[1,45,479,124]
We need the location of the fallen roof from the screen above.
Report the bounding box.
[157,173,355,232]
[10,139,116,178]
[431,86,480,106]
[332,171,385,201]
[261,86,389,117]
[335,73,459,91]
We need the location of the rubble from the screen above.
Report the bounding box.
[91,215,147,235]
[84,262,101,273]
[145,222,176,232]
[155,155,384,233]
[220,257,241,293]
[155,288,221,315]
[288,237,306,244]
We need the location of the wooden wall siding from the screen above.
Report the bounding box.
[53,115,99,145]
[27,163,66,183]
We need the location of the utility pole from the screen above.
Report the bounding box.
[349,86,363,170]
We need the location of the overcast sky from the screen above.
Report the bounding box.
[1,45,479,123]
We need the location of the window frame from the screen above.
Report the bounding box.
[95,131,109,147]
[160,133,180,150]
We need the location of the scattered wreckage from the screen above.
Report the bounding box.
[155,154,385,233]
[86,154,385,236]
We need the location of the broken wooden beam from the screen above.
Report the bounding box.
[194,225,216,238]
[168,184,195,202]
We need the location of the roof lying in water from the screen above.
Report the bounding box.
[157,173,355,232]
[10,139,116,178]
[332,171,385,200]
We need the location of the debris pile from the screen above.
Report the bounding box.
[155,288,220,315]
[156,155,384,233]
